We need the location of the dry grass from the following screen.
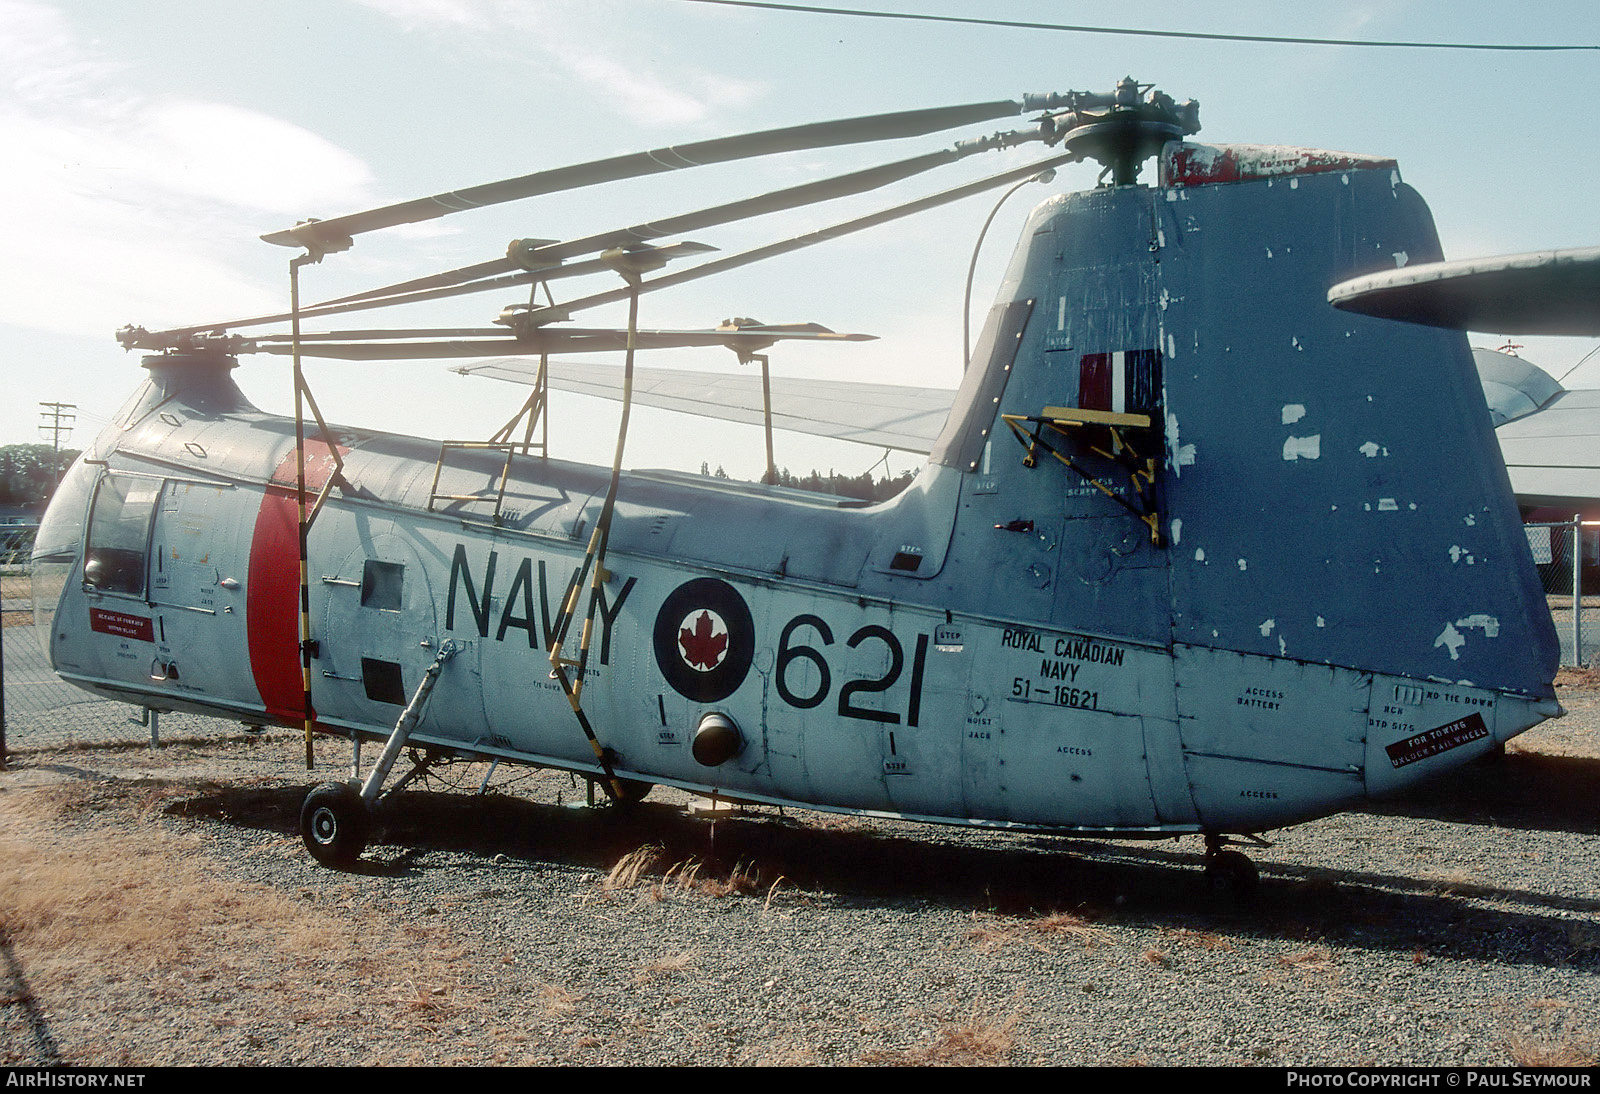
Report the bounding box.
[1507,1033,1597,1067]
[535,983,583,1018]
[671,858,763,899]
[602,845,669,893]
[2,573,36,630]
[862,995,1024,1066]
[924,1008,1020,1065]
[1166,928,1237,953]
[967,910,1104,953]
[1421,870,1479,897]
[1554,665,1600,689]
[1276,945,1337,976]
[0,782,473,1065]
[600,846,765,902]
[1502,998,1596,1066]
[738,1041,823,1066]
[633,950,696,985]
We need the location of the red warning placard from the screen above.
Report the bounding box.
[89,607,154,643]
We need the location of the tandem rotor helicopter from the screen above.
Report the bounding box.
[32,78,1561,892]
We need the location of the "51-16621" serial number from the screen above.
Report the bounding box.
[1012,678,1099,709]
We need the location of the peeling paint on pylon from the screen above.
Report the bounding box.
[1161,143,1397,187]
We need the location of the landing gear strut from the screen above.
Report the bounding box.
[1203,833,1260,898]
[299,640,459,868]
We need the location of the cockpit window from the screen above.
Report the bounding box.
[84,475,160,597]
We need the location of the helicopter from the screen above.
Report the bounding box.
[30,79,1560,892]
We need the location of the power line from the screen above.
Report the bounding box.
[677,0,1599,52]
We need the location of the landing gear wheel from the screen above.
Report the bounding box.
[613,778,654,805]
[1205,848,1259,899]
[301,782,370,868]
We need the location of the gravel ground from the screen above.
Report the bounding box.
[1,680,1597,1067]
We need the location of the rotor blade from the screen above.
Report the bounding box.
[261,99,1034,254]
[308,241,714,312]
[293,243,716,319]
[255,340,533,360]
[505,149,1082,332]
[523,123,1055,266]
[309,145,992,310]
[314,256,521,307]
[249,325,877,360]
[253,328,510,342]
[328,149,969,304]
[126,242,721,346]
[318,116,1055,308]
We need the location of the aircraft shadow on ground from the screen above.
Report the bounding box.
[165,780,1600,972]
[1358,750,1600,835]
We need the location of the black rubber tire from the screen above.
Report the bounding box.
[613,777,654,805]
[300,782,370,868]
[1205,848,1259,899]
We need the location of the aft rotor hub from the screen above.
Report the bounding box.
[1043,77,1200,185]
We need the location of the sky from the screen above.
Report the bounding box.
[2,0,1597,480]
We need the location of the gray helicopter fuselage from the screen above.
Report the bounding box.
[33,144,1559,838]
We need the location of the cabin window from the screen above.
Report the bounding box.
[361,658,407,705]
[361,560,404,611]
[83,475,160,597]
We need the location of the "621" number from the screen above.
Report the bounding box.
[775,614,928,725]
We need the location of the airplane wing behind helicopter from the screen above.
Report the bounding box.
[462,346,1600,514]
[455,358,956,454]
[1494,387,1600,512]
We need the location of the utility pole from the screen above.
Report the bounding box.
[37,402,76,485]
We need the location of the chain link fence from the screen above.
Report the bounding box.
[1525,518,1600,669]
[4,520,1597,764]
[2,524,240,765]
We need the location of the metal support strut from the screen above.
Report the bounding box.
[288,253,349,771]
[545,266,652,803]
[360,640,460,806]
[299,640,460,868]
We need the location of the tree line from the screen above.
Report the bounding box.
[0,444,80,512]
[701,461,915,501]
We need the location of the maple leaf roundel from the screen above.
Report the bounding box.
[677,609,729,671]
[652,578,754,702]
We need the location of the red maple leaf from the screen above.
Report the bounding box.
[678,611,728,670]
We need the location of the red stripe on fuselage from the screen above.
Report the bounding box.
[246,441,344,725]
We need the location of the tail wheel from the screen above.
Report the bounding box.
[1205,848,1259,899]
[300,782,370,868]
[614,777,654,805]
